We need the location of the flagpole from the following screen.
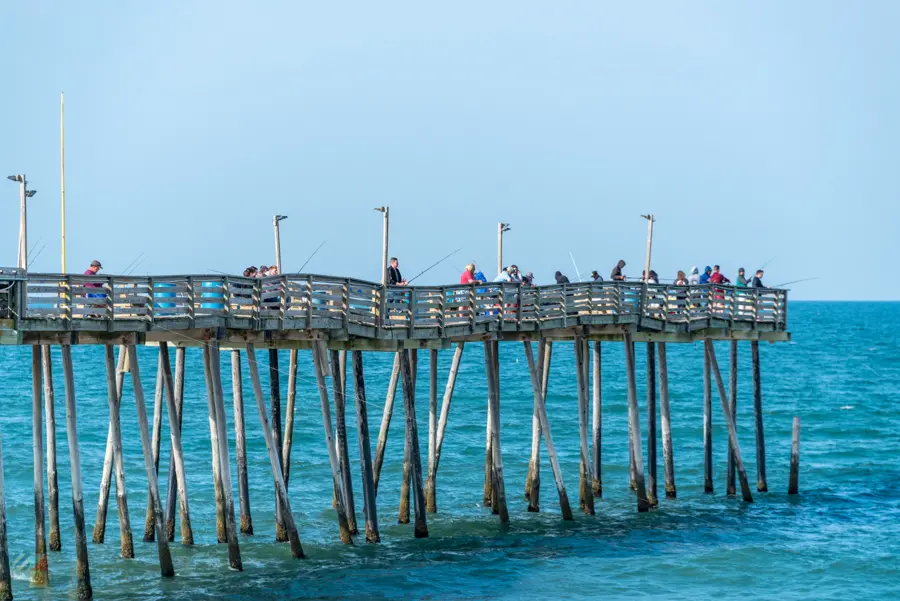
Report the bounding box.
[61,92,67,273]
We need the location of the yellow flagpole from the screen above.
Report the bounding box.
[61,92,66,273]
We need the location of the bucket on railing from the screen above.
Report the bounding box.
[154,282,176,315]
[201,280,225,310]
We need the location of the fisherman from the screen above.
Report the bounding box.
[675,270,688,285]
[710,265,730,285]
[611,260,626,281]
[509,265,522,283]
[736,267,750,287]
[494,266,511,283]
[688,266,700,285]
[554,271,570,284]
[648,270,659,284]
[699,266,712,284]
[460,264,480,284]
[258,265,268,279]
[83,260,105,316]
[590,270,603,282]
[523,272,534,286]
[752,269,765,288]
[387,257,407,286]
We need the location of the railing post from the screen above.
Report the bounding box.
[407,288,417,338]
[147,277,155,326]
[65,275,72,327]
[342,279,349,331]
[516,284,523,330]
[535,286,542,327]
[186,276,195,328]
[562,284,568,327]
[438,287,445,338]
[376,286,384,334]
[469,284,476,333]
[107,277,115,327]
[497,284,504,329]
[305,276,313,328]
[223,277,231,322]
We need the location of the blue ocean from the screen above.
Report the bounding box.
[0,301,896,599]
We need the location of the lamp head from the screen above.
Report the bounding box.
[6,175,21,182]
[374,206,387,213]
[274,214,287,222]
[25,190,36,198]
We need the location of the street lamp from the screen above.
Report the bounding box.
[641,214,654,282]
[7,174,36,270]
[374,206,389,286]
[273,215,288,273]
[497,222,511,277]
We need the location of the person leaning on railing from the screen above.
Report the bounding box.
[83,260,106,317]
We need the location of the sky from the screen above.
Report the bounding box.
[1,1,898,299]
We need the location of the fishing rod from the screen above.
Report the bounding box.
[407,248,462,284]
[297,240,326,273]
[121,252,144,276]
[569,252,583,282]
[125,258,146,276]
[772,277,818,288]
[28,237,43,259]
[27,245,46,270]
[760,256,777,271]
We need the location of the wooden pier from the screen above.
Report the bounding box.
[0,268,788,599]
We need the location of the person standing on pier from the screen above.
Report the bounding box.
[611,260,626,281]
[554,271,570,284]
[699,266,712,284]
[590,270,603,282]
[675,271,688,285]
[736,267,750,287]
[460,264,482,285]
[752,270,765,288]
[710,265,730,285]
[387,258,407,286]
[688,266,700,285]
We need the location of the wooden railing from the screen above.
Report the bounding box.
[11,273,788,335]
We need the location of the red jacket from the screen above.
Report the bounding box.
[710,272,730,285]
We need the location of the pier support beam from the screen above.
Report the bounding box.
[426,349,438,512]
[164,347,188,542]
[42,345,61,553]
[704,340,753,503]
[31,347,49,585]
[372,353,399,494]
[788,417,800,495]
[751,341,768,492]
[624,334,650,512]
[427,342,464,513]
[0,417,11,601]
[282,349,298,490]
[245,344,304,557]
[525,340,550,511]
[591,341,602,498]
[62,345,93,599]
[703,342,713,493]
[231,350,253,535]
[159,343,193,546]
[646,342,658,507]
[398,349,429,537]
[728,340,738,496]
[352,351,380,542]
[101,347,133,559]
[658,343,676,498]
[203,347,227,544]
[400,350,418,522]
[269,349,288,542]
[574,336,595,515]
[484,341,509,523]
[144,352,166,542]
[332,350,358,535]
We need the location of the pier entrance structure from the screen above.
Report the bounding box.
[0,269,788,600]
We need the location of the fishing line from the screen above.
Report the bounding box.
[407,248,462,284]
[297,241,327,273]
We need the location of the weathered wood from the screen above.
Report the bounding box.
[398,349,429,537]
[751,341,768,492]
[269,348,288,542]
[0,419,11,601]
[703,341,713,493]
[658,343,676,498]
[231,350,253,535]
[331,350,358,535]
[523,341,573,520]
[244,344,304,557]
[372,352,399,493]
[525,340,550,511]
[41,345,61,553]
[704,340,753,503]
[202,346,227,544]
[591,340,602,498]
[426,349,438,512]
[209,341,243,570]
[164,346,188,542]
[310,341,354,544]
[490,341,500,515]
[788,417,800,495]
[101,346,134,559]
[127,345,175,576]
[144,351,166,542]
[159,343,193,545]
[573,337,595,515]
[623,334,650,512]
[62,345,93,599]
[483,342,509,523]
[628,340,637,492]
[399,349,418,522]
[352,351,380,542]
[93,345,127,546]
[31,346,49,585]
[727,340,738,496]
[646,342,658,507]
[282,348,298,488]
[483,343,493,509]
[427,342,464,513]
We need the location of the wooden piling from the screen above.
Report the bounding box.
[144,351,166,542]
[427,342,463,513]
[93,345,127,546]
[788,417,800,495]
[101,346,134,559]
[127,346,175,576]
[209,342,243,570]
[751,341,768,492]
[41,345,61,552]
[399,349,418,522]
[398,349,429,537]
[31,347,49,585]
[244,345,304,558]
[164,346,188,542]
[483,343,493,510]
[484,342,509,523]
[0,419,11,601]
[591,341,602,498]
[159,343,193,545]
[525,340,550,511]
[704,340,753,503]
[282,349,298,489]
[629,340,637,491]
[658,343,676,498]
[727,340,738,496]
[646,342,658,507]
[231,350,253,535]
[372,352,399,493]
[269,348,288,542]
[574,337,595,515]
[623,334,650,512]
[62,345,93,599]
[523,341,573,520]
[310,341,354,544]
[703,341,713,493]
[352,351,380,542]
[426,349,438,512]
[331,350,358,535]
[202,346,227,544]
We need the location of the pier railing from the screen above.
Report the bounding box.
[2,272,788,336]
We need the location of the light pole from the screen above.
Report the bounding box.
[375,206,389,285]
[498,222,511,277]
[273,215,288,273]
[8,175,37,270]
[641,214,654,282]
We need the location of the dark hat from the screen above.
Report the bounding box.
[90,260,102,268]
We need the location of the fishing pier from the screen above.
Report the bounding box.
[0,269,789,600]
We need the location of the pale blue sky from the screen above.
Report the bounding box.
[2,1,897,299]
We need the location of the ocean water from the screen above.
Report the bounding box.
[0,301,897,600]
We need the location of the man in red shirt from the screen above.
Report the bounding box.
[709,265,731,285]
